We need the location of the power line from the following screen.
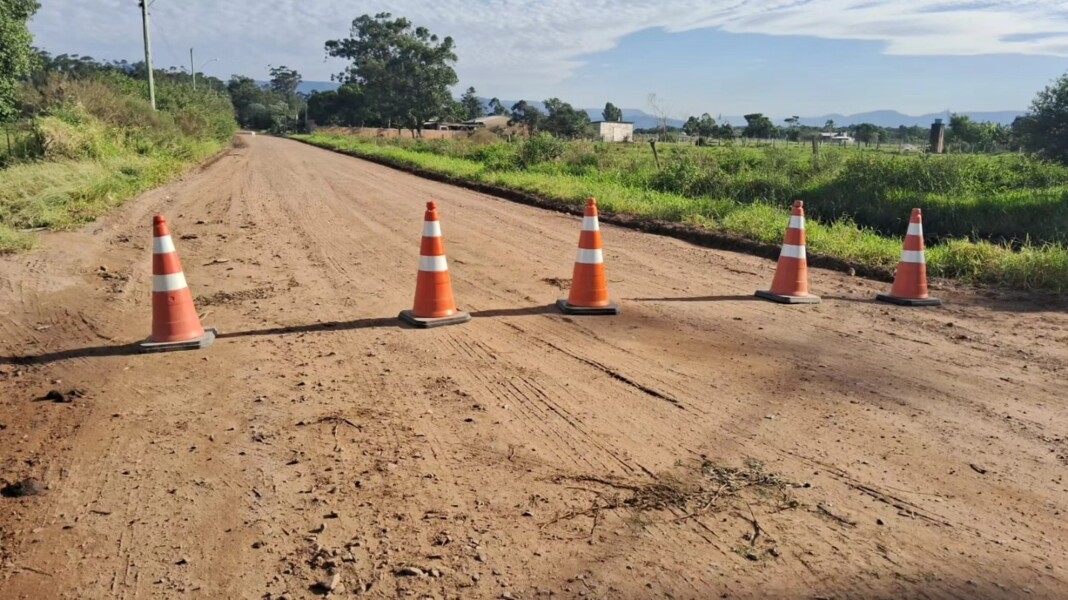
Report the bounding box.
[150,10,181,70]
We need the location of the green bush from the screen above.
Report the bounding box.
[517,133,564,168]
[470,143,518,171]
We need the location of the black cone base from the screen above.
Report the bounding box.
[556,299,620,315]
[399,310,472,328]
[876,294,942,307]
[755,290,821,305]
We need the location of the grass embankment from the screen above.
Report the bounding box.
[0,73,237,252]
[292,132,1068,293]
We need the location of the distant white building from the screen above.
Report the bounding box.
[593,121,634,143]
[819,132,855,145]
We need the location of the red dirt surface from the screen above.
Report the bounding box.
[1,134,1066,599]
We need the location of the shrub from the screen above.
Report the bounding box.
[471,143,518,171]
[517,133,564,168]
[561,140,600,175]
[468,129,500,145]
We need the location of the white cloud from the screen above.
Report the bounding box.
[30,0,1068,98]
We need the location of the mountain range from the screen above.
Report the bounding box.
[294,82,1023,129]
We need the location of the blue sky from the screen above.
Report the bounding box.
[29,1,1068,118]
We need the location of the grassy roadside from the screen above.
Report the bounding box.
[0,141,224,252]
[0,73,236,253]
[292,132,1068,293]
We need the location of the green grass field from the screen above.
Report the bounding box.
[0,73,236,252]
[293,131,1068,293]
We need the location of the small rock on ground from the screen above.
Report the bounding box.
[395,566,425,577]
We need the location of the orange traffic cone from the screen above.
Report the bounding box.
[877,208,942,307]
[399,201,471,328]
[557,198,620,315]
[755,200,821,304]
[139,215,217,352]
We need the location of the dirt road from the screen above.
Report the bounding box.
[1,134,1066,599]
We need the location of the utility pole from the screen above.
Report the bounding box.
[190,48,196,91]
[138,0,156,110]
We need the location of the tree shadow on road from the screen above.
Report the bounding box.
[217,316,403,340]
[627,295,760,303]
[0,343,143,366]
[820,295,882,305]
[469,304,558,318]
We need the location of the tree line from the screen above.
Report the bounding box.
[663,111,1051,152]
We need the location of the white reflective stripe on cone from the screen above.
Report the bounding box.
[152,272,188,292]
[575,248,603,264]
[423,221,442,237]
[789,215,805,230]
[901,250,926,264]
[153,235,176,254]
[780,244,806,259]
[907,222,923,236]
[419,255,448,272]
[582,216,600,231]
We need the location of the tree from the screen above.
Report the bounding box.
[0,0,40,121]
[267,65,303,129]
[743,113,776,139]
[307,84,374,126]
[684,113,718,139]
[440,99,466,123]
[854,123,880,146]
[682,116,699,137]
[948,113,984,145]
[543,97,590,138]
[509,100,544,134]
[1015,71,1068,162]
[696,113,717,137]
[225,75,295,130]
[227,75,267,126]
[824,119,836,131]
[460,86,483,120]
[488,97,508,116]
[602,101,623,122]
[268,65,301,96]
[325,13,458,133]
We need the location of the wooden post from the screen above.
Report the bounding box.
[811,136,820,156]
[649,140,661,170]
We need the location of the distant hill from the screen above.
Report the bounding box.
[295,84,1022,128]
